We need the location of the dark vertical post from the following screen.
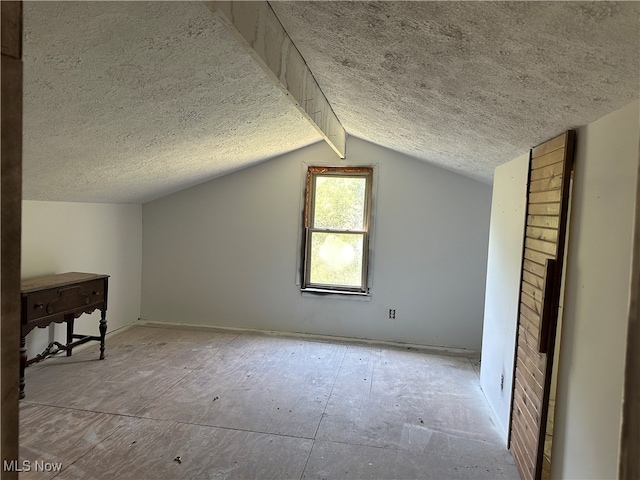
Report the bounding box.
[66,317,74,356]
[1,2,23,478]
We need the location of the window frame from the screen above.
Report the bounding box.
[301,166,373,294]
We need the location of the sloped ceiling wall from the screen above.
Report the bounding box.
[23,1,321,203]
[272,1,640,180]
[22,1,640,203]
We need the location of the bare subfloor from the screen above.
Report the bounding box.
[20,326,519,479]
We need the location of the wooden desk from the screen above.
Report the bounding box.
[20,272,109,399]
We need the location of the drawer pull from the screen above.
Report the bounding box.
[34,303,44,310]
[92,290,100,296]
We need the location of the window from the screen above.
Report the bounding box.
[302,166,373,294]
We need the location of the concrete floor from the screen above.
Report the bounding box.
[19,326,519,479]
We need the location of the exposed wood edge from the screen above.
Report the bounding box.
[205,0,347,158]
[1,3,22,478]
[1,2,21,59]
[619,137,640,479]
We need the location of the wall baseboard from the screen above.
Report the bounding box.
[135,319,480,358]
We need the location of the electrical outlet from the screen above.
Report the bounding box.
[500,373,504,390]
[389,309,396,319]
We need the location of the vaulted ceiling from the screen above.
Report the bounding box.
[22,1,639,203]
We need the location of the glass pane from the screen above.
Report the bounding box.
[313,176,366,231]
[309,232,364,287]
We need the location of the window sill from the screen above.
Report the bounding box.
[300,288,371,301]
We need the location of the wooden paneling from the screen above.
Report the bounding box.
[524,247,553,267]
[526,226,558,244]
[512,401,538,452]
[519,314,539,341]
[531,149,564,170]
[525,238,557,256]
[523,259,546,278]
[529,176,563,193]
[531,133,566,157]
[521,290,542,314]
[529,190,562,205]
[530,162,564,182]
[521,301,542,325]
[528,215,559,229]
[517,345,545,387]
[528,203,561,216]
[522,270,544,290]
[509,131,575,480]
[521,280,543,303]
[514,375,542,427]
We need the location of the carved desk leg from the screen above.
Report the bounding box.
[19,335,27,399]
[99,309,107,360]
[66,315,75,357]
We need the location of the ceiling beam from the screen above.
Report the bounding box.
[205,1,346,159]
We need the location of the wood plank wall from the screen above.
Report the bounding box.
[510,132,574,480]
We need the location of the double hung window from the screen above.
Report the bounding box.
[302,166,373,294]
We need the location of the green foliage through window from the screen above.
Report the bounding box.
[313,177,366,231]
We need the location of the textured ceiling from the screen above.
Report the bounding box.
[271,1,640,181]
[23,2,640,203]
[23,1,321,203]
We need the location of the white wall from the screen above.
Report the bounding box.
[22,201,142,356]
[480,153,529,441]
[551,101,639,479]
[142,137,492,350]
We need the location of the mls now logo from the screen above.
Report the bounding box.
[3,460,62,473]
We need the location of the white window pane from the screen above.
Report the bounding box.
[309,232,363,287]
[313,176,366,231]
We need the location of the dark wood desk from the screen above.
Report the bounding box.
[20,272,109,399]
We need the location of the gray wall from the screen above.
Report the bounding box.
[142,137,492,350]
[22,200,143,356]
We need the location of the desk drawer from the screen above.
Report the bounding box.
[25,278,106,322]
